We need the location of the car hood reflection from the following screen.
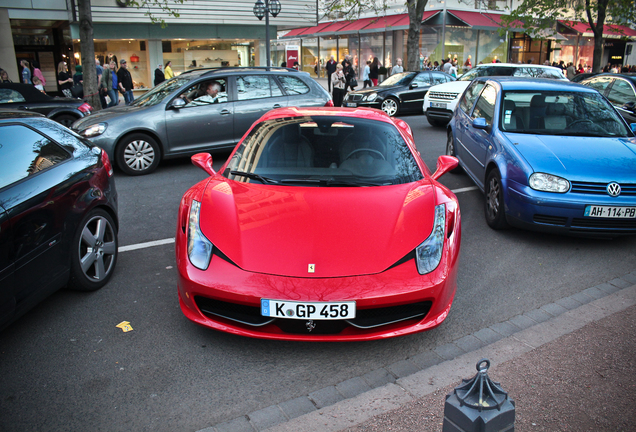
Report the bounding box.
[198,180,438,278]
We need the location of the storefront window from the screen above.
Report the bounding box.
[319,37,337,78]
[338,36,349,64]
[91,40,151,90]
[360,34,383,69]
[385,33,393,71]
[577,37,594,70]
[444,27,477,73]
[477,30,508,64]
[421,26,442,67]
[555,34,578,65]
[302,38,318,77]
[348,35,359,76]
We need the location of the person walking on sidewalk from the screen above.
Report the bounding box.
[164,61,174,80]
[154,64,165,86]
[369,57,380,86]
[117,59,134,105]
[331,63,346,107]
[325,56,337,92]
[391,58,403,75]
[100,60,119,107]
[362,60,372,88]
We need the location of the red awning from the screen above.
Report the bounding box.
[447,10,522,30]
[297,22,334,36]
[385,10,441,30]
[359,14,406,32]
[316,20,355,35]
[338,17,381,34]
[283,27,311,38]
[559,20,636,38]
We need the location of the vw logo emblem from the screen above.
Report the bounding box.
[607,182,621,197]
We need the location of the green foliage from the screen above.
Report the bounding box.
[129,0,185,28]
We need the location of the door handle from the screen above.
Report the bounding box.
[18,106,29,110]
[220,109,231,115]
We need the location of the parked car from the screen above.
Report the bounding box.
[342,71,455,116]
[0,82,92,127]
[176,106,461,341]
[447,77,636,236]
[72,67,333,176]
[423,63,566,127]
[579,73,636,124]
[0,111,118,331]
[569,72,599,83]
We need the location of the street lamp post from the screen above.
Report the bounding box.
[253,0,282,67]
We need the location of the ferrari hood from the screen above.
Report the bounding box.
[198,180,439,278]
[510,134,636,182]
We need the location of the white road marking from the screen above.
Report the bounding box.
[118,186,479,253]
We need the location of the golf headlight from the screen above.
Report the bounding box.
[81,123,107,138]
[187,200,214,270]
[416,204,446,275]
[529,173,570,193]
[364,93,378,102]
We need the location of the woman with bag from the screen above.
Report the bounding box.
[57,62,74,98]
[331,63,346,107]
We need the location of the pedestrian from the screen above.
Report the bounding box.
[20,59,32,84]
[154,64,165,86]
[419,52,425,70]
[369,57,380,86]
[73,65,83,86]
[362,60,372,88]
[464,55,472,70]
[325,55,337,91]
[32,76,45,93]
[164,61,174,80]
[95,58,107,109]
[343,57,356,91]
[100,60,119,107]
[0,69,11,83]
[566,62,576,80]
[57,61,74,98]
[443,58,452,74]
[32,61,46,88]
[449,61,458,78]
[391,58,403,75]
[331,63,346,107]
[432,61,440,71]
[117,59,134,105]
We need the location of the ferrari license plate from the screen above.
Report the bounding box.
[261,299,356,320]
[584,205,636,218]
[346,102,357,107]
[431,102,447,109]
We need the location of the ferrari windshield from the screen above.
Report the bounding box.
[224,116,424,186]
[500,90,632,137]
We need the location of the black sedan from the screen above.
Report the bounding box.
[580,73,636,124]
[0,83,92,127]
[342,71,456,116]
[0,111,118,331]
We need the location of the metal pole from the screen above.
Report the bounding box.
[265,0,271,67]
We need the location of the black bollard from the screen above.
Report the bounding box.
[442,358,515,432]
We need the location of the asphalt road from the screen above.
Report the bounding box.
[1,114,635,432]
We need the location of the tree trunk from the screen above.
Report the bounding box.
[406,0,427,71]
[78,0,102,111]
[587,0,608,73]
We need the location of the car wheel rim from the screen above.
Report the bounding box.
[382,99,397,116]
[446,134,454,156]
[79,215,116,282]
[487,177,500,220]
[124,140,155,171]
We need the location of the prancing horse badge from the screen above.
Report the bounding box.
[308,264,315,273]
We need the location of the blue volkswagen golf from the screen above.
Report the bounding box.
[447,77,636,236]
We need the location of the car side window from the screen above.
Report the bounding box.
[431,73,449,85]
[607,79,635,106]
[585,76,612,93]
[178,78,228,107]
[513,67,562,79]
[237,75,282,101]
[277,75,310,95]
[471,85,497,125]
[0,89,26,104]
[411,73,431,86]
[459,81,486,114]
[0,124,71,189]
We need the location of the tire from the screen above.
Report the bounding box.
[68,208,118,291]
[54,114,79,128]
[426,113,447,127]
[116,133,161,176]
[484,169,510,230]
[380,97,399,117]
[445,131,463,173]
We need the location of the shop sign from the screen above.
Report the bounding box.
[286,45,299,68]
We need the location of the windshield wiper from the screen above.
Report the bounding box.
[230,170,278,184]
[279,178,387,187]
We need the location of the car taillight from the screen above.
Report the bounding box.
[78,103,92,114]
[101,149,113,177]
[324,99,334,107]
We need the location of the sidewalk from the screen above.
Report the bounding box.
[202,272,636,432]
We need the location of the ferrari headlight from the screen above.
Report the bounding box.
[416,204,446,275]
[187,200,214,270]
[364,93,378,102]
[529,173,570,193]
[80,123,107,138]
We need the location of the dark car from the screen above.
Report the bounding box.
[342,71,455,116]
[569,72,599,83]
[0,111,118,331]
[579,73,636,124]
[0,83,92,127]
[72,67,333,176]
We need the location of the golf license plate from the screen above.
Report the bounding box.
[584,205,636,219]
[346,102,357,107]
[261,299,356,320]
[431,102,447,109]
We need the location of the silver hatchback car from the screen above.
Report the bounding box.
[72,67,333,175]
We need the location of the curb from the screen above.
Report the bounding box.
[199,272,636,432]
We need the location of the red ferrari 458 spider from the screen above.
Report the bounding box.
[176,107,461,341]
